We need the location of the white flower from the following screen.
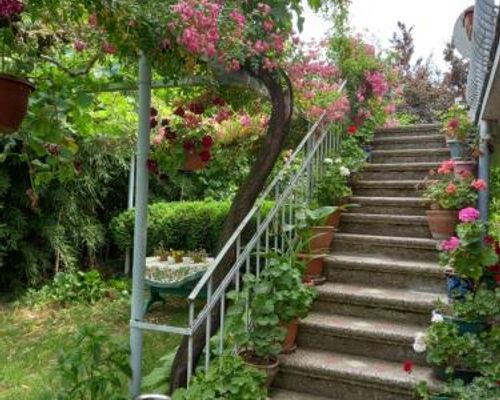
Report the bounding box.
[324,158,334,165]
[334,157,342,164]
[431,311,444,323]
[412,332,427,353]
[339,166,351,177]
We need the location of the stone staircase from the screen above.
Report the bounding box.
[272,124,447,400]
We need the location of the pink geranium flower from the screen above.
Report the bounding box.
[458,207,480,223]
[446,182,457,194]
[440,236,460,252]
[471,179,487,191]
[437,160,455,175]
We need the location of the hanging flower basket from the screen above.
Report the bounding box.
[0,74,35,133]
[180,150,208,172]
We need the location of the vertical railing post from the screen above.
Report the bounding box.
[130,54,152,398]
[478,120,492,222]
[124,155,136,275]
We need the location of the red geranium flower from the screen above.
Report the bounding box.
[146,159,158,174]
[403,359,414,374]
[199,150,212,162]
[188,102,205,115]
[173,107,186,117]
[212,97,226,107]
[348,125,357,135]
[150,107,158,117]
[183,140,196,153]
[201,135,214,149]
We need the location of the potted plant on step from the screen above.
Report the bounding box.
[290,205,335,285]
[227,274,286,388]
[421,163,484,239]
[262,252,318,354]
[440,105,474,161]
[313,157,354,228]
[438,211,498,297]
[0,1,35,133]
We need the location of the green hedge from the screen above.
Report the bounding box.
[110,200,273,256]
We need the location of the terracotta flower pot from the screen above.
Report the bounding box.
[325,209,342,228]
[239,351,280,388]
[454,160,476,178]
[299,253,326,285]
[426,209,458,240]
[0,74,35,133]
[309,226,335,251]
[180,151,208,171]
[281,318,299,354]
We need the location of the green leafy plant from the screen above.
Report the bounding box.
[226,273,286,361]
[55,325,130,400]
[172,353,267,400]
[451,289,500,323]
[422,175,479,210]
[25,270,108,305]
[262,252,317,323]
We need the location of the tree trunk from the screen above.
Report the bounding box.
[169,68,294,392]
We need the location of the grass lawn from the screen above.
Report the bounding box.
[0,292,188,399]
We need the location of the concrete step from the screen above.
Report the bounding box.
[332,233,439,262]
[324,253,445,292]
[270,389,331,400]
[375,124,441,139]
[360,162,438,180]
[275,348,440,400]
[340,213,431,238]
[297,312,427,365]
[352,180,422,197]
[313,282,440,326]
[371,148,449,164]
[348,196,429,216]
[372,134,444,150]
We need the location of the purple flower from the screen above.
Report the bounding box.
[458,207,480,223]
[440,236,460,252]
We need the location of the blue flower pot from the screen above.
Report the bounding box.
[363,145,372,163]
[442,316,488,335]
[433,366,481,384]
[446,275,472,300]
[447,140,467,160]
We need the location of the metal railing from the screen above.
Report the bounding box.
[466,0,498,120]
[130,83,347,393]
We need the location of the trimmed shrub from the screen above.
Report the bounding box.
[110,201,273,256]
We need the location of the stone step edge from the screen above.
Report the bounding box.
[371,148,449,155]
[349,196,429,207]
[325,253,442,276]
[373,134,444,143]
[376,123,441,133]
[278,349,439,394]
[363,162,440,171]
[316,283,438,312]
[270,389,330,400]
[342,213,428,225]
[353,180,422,188]
[334,233,438,250]
[300,312,422,346]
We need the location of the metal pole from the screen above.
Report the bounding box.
[125,155,136,275]
[478,120,491,222]
[130,54,152,398]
